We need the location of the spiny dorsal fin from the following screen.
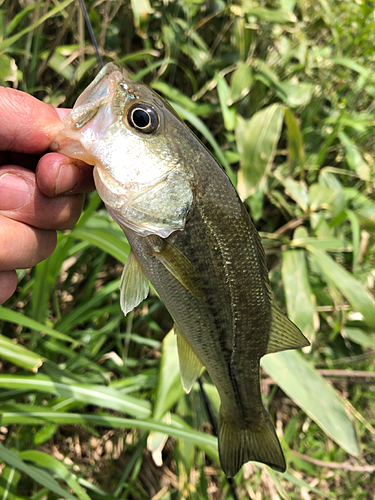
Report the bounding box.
[175,324,203,393]
[120,249,149,316]
[246,213,272,295]
[149,237,205,300]
[266,303,310,354]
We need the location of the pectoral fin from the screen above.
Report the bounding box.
[175,324,203,393]
[120,249,149,316]
[149,237,205,300]
[266,303,310,354]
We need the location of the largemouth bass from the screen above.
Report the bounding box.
[52,63,310,477]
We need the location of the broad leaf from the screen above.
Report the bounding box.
[236,103,284,199]
[339,131,370,181]
[307,246,375,327]
[261,351,359,455]
[216,72,237,131]
[344,327,375,350]
[229,62,253,104]
[242,6,295,24]
[285,108,305,170]
[282,249,317,339]
[130,0,153,30]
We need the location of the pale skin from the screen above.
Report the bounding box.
[0,87,95,304]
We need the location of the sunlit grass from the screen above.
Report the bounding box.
[0,0,374,499]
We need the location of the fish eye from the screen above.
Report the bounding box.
[127,103,159,134]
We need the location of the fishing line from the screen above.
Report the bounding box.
[198,377,218,437]
[79,2,239,498]
[78,0,104,69]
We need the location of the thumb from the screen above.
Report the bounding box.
[0,171,31,211]
[0,271,18,305]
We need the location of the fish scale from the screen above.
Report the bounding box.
[52,62,310,477]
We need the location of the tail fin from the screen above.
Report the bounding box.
[218,408,286,477]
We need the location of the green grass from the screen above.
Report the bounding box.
[0,0,374,498]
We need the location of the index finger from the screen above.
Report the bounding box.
[0,87,65,155]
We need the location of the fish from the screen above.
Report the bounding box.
[52,62,310,477]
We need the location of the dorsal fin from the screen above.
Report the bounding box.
[245,212,273,295]
[266,303,310,354]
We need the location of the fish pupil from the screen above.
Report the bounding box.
[133,109,149,127]
[127,104,159,134]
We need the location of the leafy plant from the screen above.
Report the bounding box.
[0,0,374,499]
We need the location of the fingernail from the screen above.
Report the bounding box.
[0,174,31,210]
[55,163,80,195]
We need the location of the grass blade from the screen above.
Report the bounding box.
[0,307,79,346]
[70,228,130,264]
[0,444,80,500]
[55,279,120,332]
[18,451,91,500]
[0,334,43,372]
[153,329,184,421]
[1,409,218,460]
[282,249,317,339]
[0,0,75,52]
[0,374,151,418]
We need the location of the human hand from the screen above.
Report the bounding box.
[0,87,95,304]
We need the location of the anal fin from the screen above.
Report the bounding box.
[120,249,149,316]
[175,324,203,393]
[266,303,310,354]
